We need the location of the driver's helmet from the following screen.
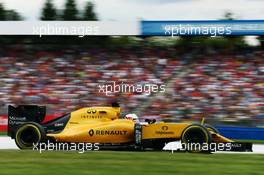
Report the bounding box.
[125,113,139,123]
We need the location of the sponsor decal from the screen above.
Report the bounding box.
[96,130,127,136]
[54,123,64,127]
[9,116,27,121]
[155,125,174,135]
[8,120,25,125]
[162,126,168,131]
[81,115,102,119]
[155,131,174,135]
[135,124,142,145]
[87,109,97,114]
[230,143,242,148]
[8,116,27,125]
[88,129,127,136]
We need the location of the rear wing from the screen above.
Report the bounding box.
[8,105,46,138]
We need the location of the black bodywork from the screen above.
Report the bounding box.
[8,105,70,138]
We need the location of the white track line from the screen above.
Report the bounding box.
[0,136,18,149]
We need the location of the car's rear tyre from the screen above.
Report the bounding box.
[181,124,212,153]
[15,122,45,149]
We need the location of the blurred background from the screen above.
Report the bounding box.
[0,0,264,129]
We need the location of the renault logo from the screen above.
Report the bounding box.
[88,129,94,136]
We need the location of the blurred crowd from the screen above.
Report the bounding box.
[0,47,264,125]
[0,47,176,114]
[149,52,264,125]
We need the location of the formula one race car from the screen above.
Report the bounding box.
[7,103,252,152]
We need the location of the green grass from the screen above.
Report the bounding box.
[236,139,264,144]
[0,151,263,175]
[0,132,7,136]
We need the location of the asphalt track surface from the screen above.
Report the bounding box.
[0,137,264,154]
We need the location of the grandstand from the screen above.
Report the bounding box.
[0,45,264,127]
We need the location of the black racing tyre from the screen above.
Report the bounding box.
[204,124,219,133]
[15,122,46,149]
[181,124,212,153]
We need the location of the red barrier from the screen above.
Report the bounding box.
[42,114,63,123]
[0,116,8,132]
[0,125,7,132]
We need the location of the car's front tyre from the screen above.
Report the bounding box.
[181,124,212,153]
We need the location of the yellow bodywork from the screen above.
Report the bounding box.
[141,122,232,142]
[47,106,232,143]
[142,122,190,139]
[47,106,134,143]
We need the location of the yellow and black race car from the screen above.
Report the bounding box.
[7,103,252,152]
